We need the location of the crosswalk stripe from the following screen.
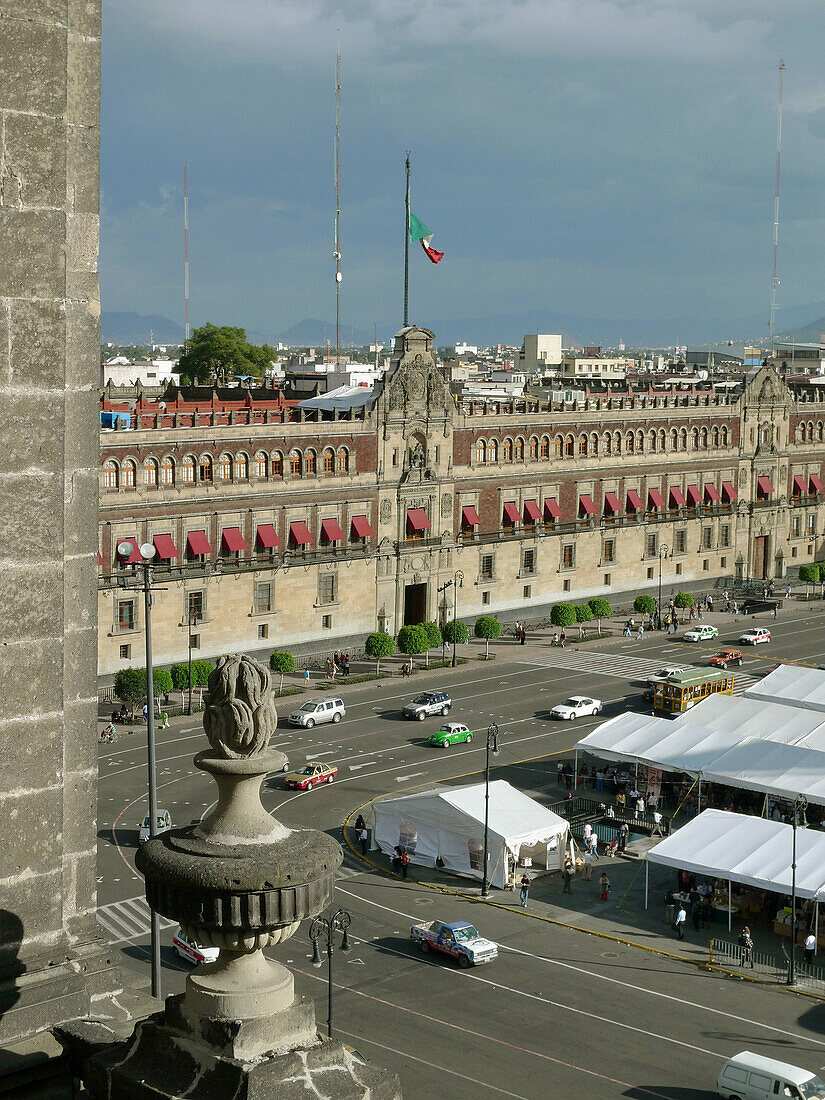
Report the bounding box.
[520,650,760,695]
[97,896,176,946]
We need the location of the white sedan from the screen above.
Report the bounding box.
[550,696,603,720]
[740,627,771,645]
[683,624,719,642]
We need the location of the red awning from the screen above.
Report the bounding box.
[461,505,481,527]
[351,515,375,538]
[152,534,178,560]
[186,530,212,556]
[579,494,597,516]
[626,490,644,511]
[97,551,103,567]
[544,497,562,519]
[721,481,737,502]
[811,474,825,492]
[523,499,541,522]
[321,518,344,542]
[406,508,431,531]
[221,527,247,552]
[289,521,313,546]
[117,536,142,564]
[647,488,665,509]
[704,483,721,502]
[757,476,774,495]
[686,484,702,505]
[669,486,685,507]
[255,523,281,549]
[502,501,520,524]
[793,475,808,493]
[603,492,622,514]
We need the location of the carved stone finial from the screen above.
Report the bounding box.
[203,654,277,758]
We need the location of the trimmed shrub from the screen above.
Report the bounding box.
[588,597,612,635]
[442,619,469,645]
[365,632,395,676]
[550,603,577,627]
[170,663,193,691]
[674,591,695,608]
[396,625,430,667]
[154,668,173,697]
[113,668,145,717]
[574,604,593,622]
[269,651,296,692]
[192,659,215,687]
[799,564,820,585]
[634,594,656,615]
[473,615,502,658]
[420,621,443,666]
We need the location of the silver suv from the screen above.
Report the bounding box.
[402,691,452,721]
[288,698,345,729]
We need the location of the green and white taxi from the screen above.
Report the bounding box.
[683,624,720,642]
[428,722,474,748]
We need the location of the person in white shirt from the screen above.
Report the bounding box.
[652,810,664,836]
[583,849,595,880]
[674,906,687,940]
[605,805,615,820]
[805,932,817,965]
[583,822,592,843]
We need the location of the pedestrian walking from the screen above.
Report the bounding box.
[400,849,410,880]
[623,621,631,638]
[583,849,595,880]
[786,583,791,599]
[618,822,628,853]
[651,810,664,836]
[358,826,368,855]
[557,761,564,785]
[304,667,311,685]
[160,712,169,729]
[805,931,817,966]
[637,625,644,641]
[582,821,592,845]
[598,872,611,902]
[674,905,687,940]
[562,855,574,893]
[773,603,778,619]
[738,926,754,968]
[519,627,526,645]
[559,630,565,648]
[142,703,148,721]
[519,873,531,908]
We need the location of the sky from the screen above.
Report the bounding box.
[100,2,825,345]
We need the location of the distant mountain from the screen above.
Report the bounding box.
[102,312,184,345]
[778,312,825,345]
[278,318,376,348]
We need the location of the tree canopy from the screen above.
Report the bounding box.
[634,595,656,615]
[550,603,576,627]
[177,323,277,385]
[365,632,395,675]
[473,615,502,658]
[269,651,296,692]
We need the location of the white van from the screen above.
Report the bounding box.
[288,698,345,729]
[717,1051,825,1099]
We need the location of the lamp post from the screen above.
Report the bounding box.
[788,793,808,986]
[481,723,500,897]
[437,569,464,666]
[117,539,161,1000]
[310,908,352,1039]
[187,611,198,715]
[657,543,670,629]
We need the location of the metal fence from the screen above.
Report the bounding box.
[709,937,825,989]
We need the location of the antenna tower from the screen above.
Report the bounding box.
[769,60,785,356]
[184,164,190,345]
[334,40,342,362]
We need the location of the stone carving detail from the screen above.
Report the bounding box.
[440,492,452,518]
[409,441,425,468]
[380,499,393,525]
[406,370,425,401]
[203,655,278,759]
[388,381,404,409]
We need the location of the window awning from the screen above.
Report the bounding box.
[704,482,721,502]
[351,514,375,538]
[461,505,481,527]
[523,499,541,522]
[289,521,313,546]
[812,474,825,492]
[647,488,665,509]
[721,481,737,502]
[757,475,774,495]
[603,491,622,514]
[793,474,808,494]
[669,486,685,507]
[321,517,344,542]
[544,497,562,519]
[97,551,104,567]
[502,501,520,524]
[221,527,247,552]
[579,494,597,516]
[117,536,142,564]
[152,534,178,560]
[406,508,431,531]
[186,530,212,556]
[255,523,281,549]
[626,489,644,511]
[686,484,702,505]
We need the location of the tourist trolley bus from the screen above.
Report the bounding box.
[652,668,734,715]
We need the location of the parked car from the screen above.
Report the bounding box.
[683,624,719,642]
[646,666,686,687]
[709,648,743,669]
[549,696,603,720]
[138,809,171,844]
[740,627,772,645]
[172,926,220,965]
[288,698,345,728]
[410,919,498,967]
[283,762,338,790]
[402,691,452,721]
[428,722,473,748]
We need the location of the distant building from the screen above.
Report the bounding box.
[560,354,629,381]
[102,357,179,388]
[517,334,563,374]
[455,341,478,356]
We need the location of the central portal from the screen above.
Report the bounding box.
[403,582,427,625]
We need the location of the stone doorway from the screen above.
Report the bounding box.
[403,582,427,625]
[752,535,769,579]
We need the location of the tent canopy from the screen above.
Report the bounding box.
[744,664,825,714]
[646,809,825,900]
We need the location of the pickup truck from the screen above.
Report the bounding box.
[410,919,498,967]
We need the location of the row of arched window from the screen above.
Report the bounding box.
[474,425,731,465]
[796,421,825,443]
[102,447,352,491]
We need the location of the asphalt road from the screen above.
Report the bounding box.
[96,609,825,1097]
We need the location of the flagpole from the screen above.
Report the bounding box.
[403,152,410,327]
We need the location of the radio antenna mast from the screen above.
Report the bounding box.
[769,60,785,358]
[334,38,342,363]
[184,164,190,345]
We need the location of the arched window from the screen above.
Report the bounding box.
[721,425,729,447]
[337,448,349,474]
[272,451,284,477]
[819,422,825,443]
[503,438,513,462]
[160,456,174,486]
[669,428,678,451]
[304,450,316,476]
[529,436,538,460]
[648,430,657,453]
[700,427,708,450]
[181,456,196,484]
[690,427,699,450]
[323,447,335,474]
[613,430,622,454]
[554,435,563,458]
[809,422,816,443]
[711,426,719,448]
[590,432,599,456]
[636,429,644,453]
[143,458,158,486]
[289,450,302,476]
[235,453,248,480]
[658,428,666,451]
[541,436,551,460]
[578,434,588,457]
[565,434,574,458]
[625,432,634,454]
[219,454,232,480]
[123,460,136,488]
[514,437,525,461]
[602,433,612,456]
[488,438,498,463]
[199,455,213,483]
[476,439,486,464]
[255,452,268,478]
[103,460,118,490]
[679,427,688,451]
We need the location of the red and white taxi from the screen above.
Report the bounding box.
[283,761,338,790]
[172,927,219,965]
[739,627,772,645]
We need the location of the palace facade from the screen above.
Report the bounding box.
[98,326,825,676]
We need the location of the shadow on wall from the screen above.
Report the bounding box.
[0,910,24,1024]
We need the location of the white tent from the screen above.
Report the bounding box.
[645,809,825,902]
[371,780,569,889]
[744,664,825,714]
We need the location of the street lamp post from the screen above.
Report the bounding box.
[117,540,161,1000]
[187,611,198,715]
[481,723,500,897]
[788,793,808,986]
[310,908,352,1039]
[436,569,464,666]
[657,544,670,629]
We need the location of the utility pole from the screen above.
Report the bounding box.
[333,40,342,364]
[184,165,190,345]
[403,153,410,327]
[769,60,785,357]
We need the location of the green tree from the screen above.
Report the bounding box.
[673,591,694,608]
[442,619,469,646]
[550,603,577,628]
[634,594,656,616]
[588,597,612,635]
[170,663,192,691]
[113,668,145,718]
[799,564,820,596]
[574,604,593,637]
[473,615,502,658]
[154,669,173,698]
[420,621,443,667]
[269,651,296,692]
[364,632,395,676]
[192,659,215,687]
[178,323,275,385]
[396,625,430,670]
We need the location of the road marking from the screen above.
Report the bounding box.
[348,760,378,771]
[97,896,176,946]
[395,772,427,782]
[307,750,335,758]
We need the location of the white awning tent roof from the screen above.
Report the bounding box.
[743,664,825,714]
[646,809,825,900]
[371,780,569,889]
[295,384,374,411]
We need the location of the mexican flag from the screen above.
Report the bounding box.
[409,212,444,264]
